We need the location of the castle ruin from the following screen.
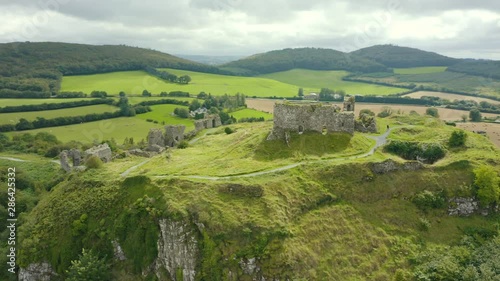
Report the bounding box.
[267,96,359,140]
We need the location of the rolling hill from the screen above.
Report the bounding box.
[0,42,227,98]
[351,44,459,68]
[221,47,391,75]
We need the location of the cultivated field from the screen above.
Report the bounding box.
[259,69,406,95]
[134,104,195,131]
[125,96,195,105]
[61,70,312,98]
[457,122,500,148]
[0,104,117,124]
[404,91,500,104]
[230,108,273,121]
[6,117,163,144]
[394,66,447,74]
[0,98,98,107]
[246,98,500,121]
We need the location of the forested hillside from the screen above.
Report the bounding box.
[221,47,391,75]
[351,44,459,68]
[0,42,226,98]
[448,59,500,80]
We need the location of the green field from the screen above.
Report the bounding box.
[61,70,310,98]
[394,66,448,74]
[230,108,273,120]
[134,104,195,131]
[6,117,164,144]
[125,96,195,105]
[259,69,407,95]
[0,104,117,124]
[0,98,98,107]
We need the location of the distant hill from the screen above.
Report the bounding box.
[221,47,391,75]
[351,44,459,68]
[0,42,226,98]
[175,54,243,65]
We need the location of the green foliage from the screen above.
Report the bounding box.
[359,109,375,117]
[177,140,189,149]
[66,249,110,281]
[473,166,500,206]
[85,155,103,169]
[90,90,108,98]
[448,59,500,80]
[224,127,234,134]
[173,107,189,118]
[385,140,446,164]
[469,109,482,122]
[377,106,393,118]
[449,130,467,147]
[425,107,439,118]
[412,190,446,211]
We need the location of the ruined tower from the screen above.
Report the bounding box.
[343,96,355,112]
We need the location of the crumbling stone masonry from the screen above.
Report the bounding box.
[165,125,185,147]
[194,115,222,131]
[147,128,165,147]
[267,102,355,140]
[59,149,82,172]
[84,143,112,163]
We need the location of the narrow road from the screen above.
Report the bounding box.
[154,127,395,181]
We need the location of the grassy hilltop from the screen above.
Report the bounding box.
[0,112,499,280]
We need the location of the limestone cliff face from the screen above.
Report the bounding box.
[18,262,57,281]
[153,219,199,281]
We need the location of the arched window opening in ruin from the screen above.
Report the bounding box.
[322,126,327,135]
[175,136,179,141]
[341,121,345,127]
[298,125,304,134]
[212,119,216,127]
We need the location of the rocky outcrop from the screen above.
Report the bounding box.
[370,159,423,174]
[448,197,480,216]
[355,119,377,133]
[19,262,57,281]
[154,219,199,281]
[84,143,112,163]
[112,240,127,261]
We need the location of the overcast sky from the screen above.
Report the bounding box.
[1,0,499,59]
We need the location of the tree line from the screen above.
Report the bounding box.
[143,67,191,84]
[0,98,114,113]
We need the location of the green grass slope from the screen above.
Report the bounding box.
[222,47,390,75]
[61,69,312,97]
[260,69,407,95]
[394,66,447,74]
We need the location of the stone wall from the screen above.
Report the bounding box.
[194,115,222,132]
[19,262,57,281]
[165,125,185,147]
[267,103,355,140]
[148,128,165,147]
[84,143,112,163]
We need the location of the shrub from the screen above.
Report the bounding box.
[384,141,446,164]
[469,108,482,122]
[425,107,439,118]
[412,190,446,211]
[418,217,431,231]
[473,165,500,206]
[174,108,189,118]
[85,155,103,169]
[377,106,393,118]
[177,140,189,149]
[66,249,110,281]
[359,109,375,117]
[224,127,234,134]
[449,130,467,147]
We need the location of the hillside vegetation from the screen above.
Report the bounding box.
[0,42,225,98]
[351,44,458,68]
[222,47,391,75]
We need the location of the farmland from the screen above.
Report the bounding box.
[61,69,311,98]
[229,108,273,121]
[246,98,500,121]
[6,117,163,144]
[260,69,406,95]
[404,91,500,104]
[0,104,117,124]
[393,66,447,74]
[134,104,195,131]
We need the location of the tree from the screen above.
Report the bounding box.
[469,109,482,122]
[298,88,304,97]
[15,118,34,131]
[173,108,189,118]
[461,114,468,122]
[189,99,202,111]
[119,91,126,97]
[448,130,467,147]
[425,107,439,118]
[66,249,110,281]
[474,165,500,206]
[142,89,151,97]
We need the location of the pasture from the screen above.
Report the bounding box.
[61,70,310,98]
[134,104,195,131]
[404,91,500,104]
[259,69,406,96]
[0,104,117,124]
[0,98,97,107]
[6,117,163,144]
[394,66,448,74]
[229,108,273,121]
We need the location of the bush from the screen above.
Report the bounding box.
[412,190,446,211]
[66,249,110,281]
[449,130,467,147]
[359,109,375,117]
[377,106,393,118]
[224,127,234,134]
[384,141,446,164]
[174,108,189,118]
[425,107,439,117]
[177,140,189,149]
[473,165,500,206]
[85,155,103,169]
[469,108,482,122]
